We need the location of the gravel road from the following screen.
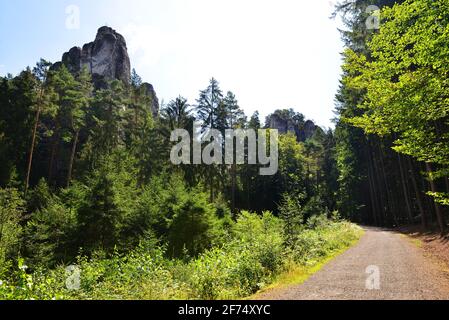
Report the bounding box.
[257,227,449,300]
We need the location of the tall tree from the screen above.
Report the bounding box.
[65,67,93,186]
[25,60,56,194]
[196,78,223,130]
[196,78,224,202]
[222,91,246,216]
[341,0,449,233]
[164,96,192,130]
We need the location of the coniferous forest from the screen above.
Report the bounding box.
[1,0,449,301]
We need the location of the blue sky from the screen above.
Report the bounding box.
[0,0,344,128]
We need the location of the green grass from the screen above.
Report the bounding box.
[0,215,364,300]
[400,234,423,248]
[249,227,364,299]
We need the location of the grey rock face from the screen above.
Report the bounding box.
[141,83,160,118]
[269,114,297,135]
[268,114,317,142]
[57,26,131,88]
[302,120,318,141]
[53,26,159,117]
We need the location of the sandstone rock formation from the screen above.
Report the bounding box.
[141,83,160,119]
[53,26,159,117]
[269,113,299,136]
[268,112,318,142]
[298,120,319,142]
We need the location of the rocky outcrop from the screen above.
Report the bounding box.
[53,26,159,117]
[54,27,131,87]
[268,113,318,142]
[141,83,160,119]
[269,113,298,136]
[298,120,318,142]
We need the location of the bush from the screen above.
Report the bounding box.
[0,212,362,300]
[132,175,224,258]
[188,211,285,299]
[24,195,78,267]
[292,221,361,265]
[0,188,24,277]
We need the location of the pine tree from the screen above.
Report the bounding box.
[25,59,56,194]
[65,67,93,186]
[0,188,24,274]
[196,78,224,202]
[196,78,223,130]
[164,96,192,130]
[221,91,246,216]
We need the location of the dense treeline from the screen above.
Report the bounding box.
[0,54,341,286]
[334,0,449,233]
[2,0,448,299]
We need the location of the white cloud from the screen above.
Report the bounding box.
[115,0,344,128]
[121,24,176,68]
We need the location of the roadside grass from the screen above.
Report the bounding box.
[400,234,423,248]
[249,227,365,299]
[409,238,423,248]
[398,230,449,275]
[0,215,364,300]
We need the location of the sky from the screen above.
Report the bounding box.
[0,0,345,128]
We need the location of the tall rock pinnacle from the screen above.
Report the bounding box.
[53,26,159,117]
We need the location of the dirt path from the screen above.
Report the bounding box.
[257,227,449,300]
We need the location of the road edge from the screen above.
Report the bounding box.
[249,225,365,300]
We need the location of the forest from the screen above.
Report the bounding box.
[0,0,448,300]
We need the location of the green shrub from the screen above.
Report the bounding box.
[0,188,24,277]
[24,196,78,267]
[292,221,361,265]
[188,211,285,299]
[0,213,361,300]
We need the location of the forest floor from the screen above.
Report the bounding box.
[255,226,449,300]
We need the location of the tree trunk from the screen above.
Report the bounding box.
[426,163,446,235]
[397,154,413,224]
[48,123,60,185]
[445,177,449,195]
[25,103,41,195]
[407,158,427,229]
[67,130,79,187]
[370,141,386,225]
[378,142,396,226]
[246,169,250,210]
[367,163,379,226]
[209,167,215,203]
[367,143,380,226]
[231,164,237,218]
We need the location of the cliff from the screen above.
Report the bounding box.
[52,26,159,118]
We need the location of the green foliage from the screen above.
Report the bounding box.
[77,151,139,253]
[278,133,306,194]
[26,178,52,213]
[340,0,449,206]
[188,212,284,300]
[0,52,349,300]
[167,186,219,258]
[291,221,360,265]
[196,78,223,129]
[0,211,361,300]
[24,193,78,267]
[0,188,24,276]
[163,96,193,130]
[278,193,304,247]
